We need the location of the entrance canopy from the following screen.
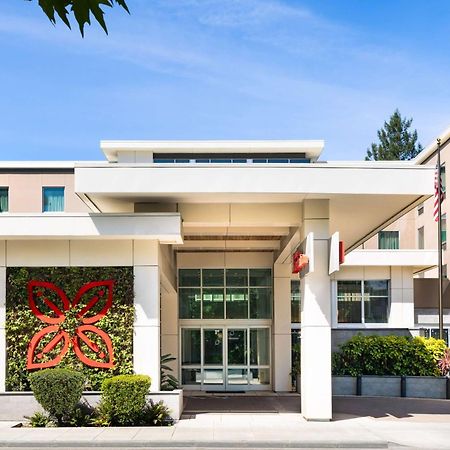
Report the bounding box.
[74,141,434,253]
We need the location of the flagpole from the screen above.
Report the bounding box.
[437,138,444,340]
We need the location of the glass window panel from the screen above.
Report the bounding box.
[249,269,272,286]
[179,269,201,287]
[182,329,201,365]
[232,159,247,163]
[364,297,389,323]
[249,368,270,385]
[175,159,190,163]
[203,329,223,365]
[0,188,8,212]
[418,227,425,249]
[202,288,224,319]
[182,368,201,385]
[202,269,224,287]
[226,288,248,319]
[337,297,362,323]
[378,231,399,249]
[203,369,224,385]
[42,187,64,212]
[250,328,270,365]
[430,328,449,346]
[364,280,389,296]
[250,288,272,319]
[228,368,248,385]
[226,269,248,287]
[337,280,361,295]
[291,280,301,323]
[227,329,247,365]
[179,288,201,319]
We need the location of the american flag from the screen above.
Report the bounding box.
[434,164,445,222]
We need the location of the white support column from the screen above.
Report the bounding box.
[133,240,161,391]
[300,200,332,421]
[273,263,292,392]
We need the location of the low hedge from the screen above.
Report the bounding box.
[29,368,85,425]
[332,335,446,376]
[98,374,152,426]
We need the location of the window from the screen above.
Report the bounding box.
[378,231,399,249]
[442,165,446,194]
[418,203,424,216]
[0,188,8,212]
[423,328,449,346]
[42,187,64,212]
[443,264,448,279]
[179,268,272,320]
[418,226,424,249]
[291,280,301,323]
[337,280,389,324]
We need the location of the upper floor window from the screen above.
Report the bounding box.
[441,165,446,194]
[337,280,389,324]
[291,280,301,324]
[442,214,447,248]
[418,226,425,249]
[378,231,399,249]
[0,188,8,212]
[417,203,424,216]
[42,187,64,212]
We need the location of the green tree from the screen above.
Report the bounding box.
[365,109,423,161]
[26,0,129,37]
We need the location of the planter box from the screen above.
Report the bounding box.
[405,377,447,399]
[332,376,356,396]
[361,376,401,397]
[0,389,184,422]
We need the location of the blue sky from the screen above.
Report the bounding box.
[0,0,449,161]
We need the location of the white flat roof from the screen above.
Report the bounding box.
[100,140,324,162]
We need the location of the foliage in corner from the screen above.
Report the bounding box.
[29,368,85,425]
[6,266,134,391]
[365,109,423,161]
[160,353,179,391]
[27,0,130,36]
[332,334,446,377]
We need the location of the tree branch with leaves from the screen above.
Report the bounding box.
[27,0,129,37]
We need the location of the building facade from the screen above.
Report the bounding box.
[0,140,435,420]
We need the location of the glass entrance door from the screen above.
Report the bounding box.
[181,326,271,391]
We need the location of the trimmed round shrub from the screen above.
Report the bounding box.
[99,374,151,426]
[332,335,446,376]
[29,368,85,425]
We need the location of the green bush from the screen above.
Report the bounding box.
[29,368,85,425]
[332,335,446,376]
[141,400,173,426]
[26,411,52,428]
[99,374,151,426]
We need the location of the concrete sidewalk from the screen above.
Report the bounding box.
[0,396,450,449]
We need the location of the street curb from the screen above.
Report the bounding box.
[0,439,390,448]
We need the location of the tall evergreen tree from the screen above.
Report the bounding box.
[365,109,423,161]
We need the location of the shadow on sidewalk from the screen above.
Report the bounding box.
[183,393,450,421]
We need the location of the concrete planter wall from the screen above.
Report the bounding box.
[361,376,401,397]
[405,377,447,399]
[0,389,184,422]
[331,376,450,399]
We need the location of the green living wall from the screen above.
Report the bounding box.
[6,267,134,391]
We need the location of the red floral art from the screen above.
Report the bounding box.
[26,280,115,370]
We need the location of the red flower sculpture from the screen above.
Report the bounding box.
[26,280,115,370]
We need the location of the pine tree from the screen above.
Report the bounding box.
[365,109,423,161]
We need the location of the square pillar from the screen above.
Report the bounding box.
[273,263,292,391]
[133,241,161,391]
[300,200,332,421]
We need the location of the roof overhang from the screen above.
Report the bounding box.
[343,249,437,273]
[100,140,324,162]
[0,213,183,244]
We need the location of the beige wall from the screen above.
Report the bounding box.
[0,172,90,213]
